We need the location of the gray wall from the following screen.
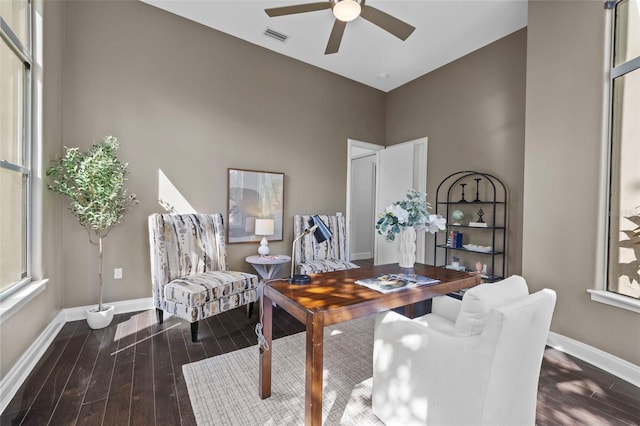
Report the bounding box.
[523,1,639,365]
[386,29,527,277]
[59,0,386,308]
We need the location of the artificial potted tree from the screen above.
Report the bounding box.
[47,135,138,329]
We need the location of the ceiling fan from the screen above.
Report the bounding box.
[264,0,415,55]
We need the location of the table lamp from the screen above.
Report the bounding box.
[255,218,275,256]
[289,215,332,284]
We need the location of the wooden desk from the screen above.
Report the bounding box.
[258,263,479,426]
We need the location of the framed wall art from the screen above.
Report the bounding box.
[227,168,284,244]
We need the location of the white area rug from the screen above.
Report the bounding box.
[182,315,383,425]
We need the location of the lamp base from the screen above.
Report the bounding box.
[289,274,311,285]
[258,237,270,256]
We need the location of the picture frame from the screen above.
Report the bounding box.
[227,168,285,244]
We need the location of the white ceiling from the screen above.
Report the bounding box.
[141,0,528,92]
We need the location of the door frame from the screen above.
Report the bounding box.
[346,139,384,262]
[374,138,428,265]
[346,137,428,265]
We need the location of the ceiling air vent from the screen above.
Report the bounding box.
[264,28,288,42]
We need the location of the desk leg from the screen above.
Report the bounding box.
[259,293,273,399]
[404,303,415,319]
[305,312,324,426]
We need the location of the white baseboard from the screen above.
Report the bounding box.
[351,251,373,261]
[0,310,66,414]
[547,331,640,388]
[0,297,154,414]
[63,297,154,322]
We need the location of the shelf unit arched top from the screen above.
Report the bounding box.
[435,170,507,205]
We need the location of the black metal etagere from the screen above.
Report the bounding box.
[433,171,507,282]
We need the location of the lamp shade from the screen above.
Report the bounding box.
[255,219,275,236]
[309,215,332,243]
[333,0,361,22]
[289,216,333,285]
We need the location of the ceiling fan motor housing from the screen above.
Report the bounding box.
[332,0,363,22]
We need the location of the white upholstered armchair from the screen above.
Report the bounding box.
[372,275,556,425]
[293,214,360,275]
[148,213,259,342]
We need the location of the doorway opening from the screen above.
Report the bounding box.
[346,138,428,266]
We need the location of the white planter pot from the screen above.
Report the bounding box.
[86,305,115,329]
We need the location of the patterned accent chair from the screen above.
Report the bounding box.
[293,214,360,275]
[148,213,259,342]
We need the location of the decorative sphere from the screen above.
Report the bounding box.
[452,210,464,222]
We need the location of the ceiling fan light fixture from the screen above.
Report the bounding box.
[332,0,361,22]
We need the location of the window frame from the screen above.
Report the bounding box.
[595,0,640,311]
[0,1,33,300]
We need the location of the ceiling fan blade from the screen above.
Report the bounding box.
[360,5,415,41]
[265,2,331,17]
[325,19,347,54]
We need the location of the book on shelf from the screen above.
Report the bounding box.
[455,232,463,247]
[468,222,488,228]
[355,274,440,294]
[447,231,464,248]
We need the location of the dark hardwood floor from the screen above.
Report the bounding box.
[1,304,639,425]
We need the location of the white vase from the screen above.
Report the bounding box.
[398,226,417,270]
[86,305,115,329]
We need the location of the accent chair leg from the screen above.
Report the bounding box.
[191,321,199,342]
[156,308,164,324]
[247,302,255,318]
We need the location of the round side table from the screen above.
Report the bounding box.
[245,255,291,280]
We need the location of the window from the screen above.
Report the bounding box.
[0,0,31,296]
[606,0,640,300]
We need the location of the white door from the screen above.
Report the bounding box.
[346,138,428,266]
[374,143,414,265]
[374,138,428,266]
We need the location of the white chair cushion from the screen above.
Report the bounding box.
[412,312,457,334]
[431,294,462,323]
[454,275,529,336]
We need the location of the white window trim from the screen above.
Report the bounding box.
[0,0,49,321]
[0,279,48,324]
[588,289,640,313]
[1,3,32,295]
[598,0,640,309]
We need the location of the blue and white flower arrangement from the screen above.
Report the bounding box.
[376,189,446,241]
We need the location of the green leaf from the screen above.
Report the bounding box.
[46,136,139,238]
